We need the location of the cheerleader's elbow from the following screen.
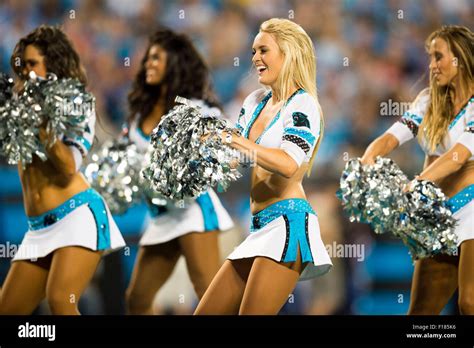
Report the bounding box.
[279,155,299,178]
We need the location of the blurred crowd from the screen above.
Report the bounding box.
[0,0,472,314]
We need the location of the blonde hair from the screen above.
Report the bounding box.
[419,25,473,151]
[260,18,323,176]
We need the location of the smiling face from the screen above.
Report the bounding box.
[252,32,285,88]
[428,37,459,87]
[22,44,47,79]
[144,44,168,85]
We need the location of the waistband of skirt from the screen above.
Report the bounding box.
[251,198,315,232]
[27,188,102,231]
[447,184,474,214]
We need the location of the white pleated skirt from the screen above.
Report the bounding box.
[139,189,233,246]
[227,198,332,281]
[13,189,126,262]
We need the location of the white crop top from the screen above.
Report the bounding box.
[127,99,223,153]
[386,89,474,159]
[236,88,322,166]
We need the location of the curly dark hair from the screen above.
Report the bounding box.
[10,25,87,84]
[128,27,220,123]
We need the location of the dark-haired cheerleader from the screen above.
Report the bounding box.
[124,28,233,314]
[0,25,125,315]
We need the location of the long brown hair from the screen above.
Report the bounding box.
[10,25,87,84]
[128,27,220,123]
[419,25,473,151]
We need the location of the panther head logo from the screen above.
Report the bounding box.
[292,112,310,128]
[239,107,245,119]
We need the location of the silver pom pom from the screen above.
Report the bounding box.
[41,74,95,145]
[85,137,146,215]
[142,97,242,206]
[362,157,409,234]
[401,180,458,258]
[337,158,370,224]
[0,73,45,165]
[0,72,14,106]
[338,157,458,259]
[0,72,94,167]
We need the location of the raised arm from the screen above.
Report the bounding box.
[40,111,96,177]
[39,127,79,177]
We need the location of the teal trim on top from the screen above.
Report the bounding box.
[77,137,92,151]
[283,127,317,146]
[244,89,305,144]
[256,89,305,144]
[449,96,474,130]
[243,91,272,139]
[402,112,423,125]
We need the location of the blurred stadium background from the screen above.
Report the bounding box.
[0,0,472,314]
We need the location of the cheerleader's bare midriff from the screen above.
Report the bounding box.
[19,156,90,217]
[250,162,309,214]
[426,155,474,197]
